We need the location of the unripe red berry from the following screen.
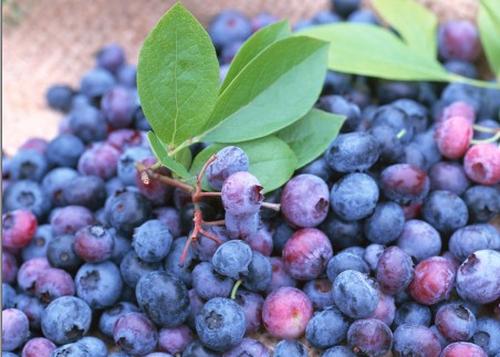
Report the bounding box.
[435,116,472,159]
[463,143,500,185]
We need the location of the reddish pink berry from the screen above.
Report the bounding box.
[438,20,481,62]
[440,101,475,123]
[401,202,422,220]
[17,257,51,293]
[2,251,18,284]
[21,337,56,357]
[463,143,500,185]
[35,268,76,303]
[2,209,37,249]
[440,342,487,357]
[409,257,456,305]
[135,157,172,206]
[262,287,313,339]
[435,116,473,159]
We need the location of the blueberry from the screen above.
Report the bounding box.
[132,219,172,263]
[274,340,308,357]
[445,59,478,78]
[96,43,125,72]
[107,128,146,150]
[380,164,430,205]
[438,20,481,61]
[2,209,37,249]
[397,219,442,262]
[195,297,246,352]
[51,343,89,357]
[456,249,500,304]
[332,270,379,319]
[209,10,252,49]
[347,318,393,357]
[69,105,108,143]
[182,340,220,357]
[50,205,94,235]
[422,190,469,233]
[440,342,488,357]
[449,224,500,262]
[300,158,333,182]
[21,337,56,357]
[41,296,92,344]
[120,251,163,288]
[192,262,233,300]
[370,292,396,326]
[41,168,78,207]
[75,261,123,309]
[9,149,48,182]
[429,161,470,195]
[80,68,115,98]
[332,0,361,18]
[318,95,361,131]
[154,207,182,237]
[330,173,379,221]
[394,302,432,327]
[47,233,82,270]
[233,290,263,334]
[320,213,365,250]
[376,81,418,103]
[117,146,151,185]
[99,302,140,337]
[212,240,253,279]
[242,223,273,256]
[306,306,349,349]
[464,185,500,223]
[363,244,385,271]
[62,175,106,210]
[392,98,429,133]
[164,237,195,286]
[223,338,270,357]
[409,257,456,305]
[364,202,405,244]
[158,325,194,355]
[369,124,405,162]
[34,267,75,303]
[133,106,151,130]
[113,312,158,355]
[413,129,442,168]
[303,279,334,310]
[267,257,297,292]
[77,336,108,357]
[46,134,85,168]
[2,283,16,309]
[46,84,74,112]
[105,189,151,233]
[117,64,137,88]
[224,211,260,238]
[78,143,121,179]
[280,174,330,228]
[222,172,263,216]
[436,302,477,341]
[321,346,356,357]
[1,308,29,351]
[327,251,369,282]
[136,271,190,327]
[393,324,442,357]
[473,318,500,355]
[13,294,45,330]
[441,83,481,113]
[110,230,131,264]
[4,181,50,221]
[325,132,380,173]
[376,246,414,295]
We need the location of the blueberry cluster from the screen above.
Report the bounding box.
[2,0,500,356]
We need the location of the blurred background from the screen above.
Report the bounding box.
[2,0,478,154]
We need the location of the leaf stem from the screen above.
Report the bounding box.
[136,162,194,193]
[470,131,500,144]
[473,124,500,134]
[230,279,243,299]
[262,202,281,211]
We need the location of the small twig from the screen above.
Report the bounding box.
[230,279,243,299]
[473,124,500,134]
[202,219,225,226]
[136,162,194,193]
[396,129,406,139]
[262,202,281,211]
[199,229,223,244]
[470,131,500,145]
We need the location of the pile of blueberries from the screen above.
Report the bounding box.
[2,0,500,356]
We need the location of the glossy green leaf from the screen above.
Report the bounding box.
[479,0,500,78]
[137,3,219,146]
[220,20,291,92]
[147,131,191,179]
[300,23,449,81]
[276,108,345,168]
[373,0,438,59]
[175,146,192,170]
[190,136,297,193]
[201,36,329,143]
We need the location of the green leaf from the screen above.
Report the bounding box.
[137,3,219,146]
[174,146,192,170]
[300,23,449,81]
[201,36,329,143]
[478,0,500,78]
[220,20,291,92]
[373,0,438,59]
[147,131,192,179]
[190,136,297,193]
[276,108,345,168]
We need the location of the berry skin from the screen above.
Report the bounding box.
[369,292,396,326]
[224,211,260,238]
[330,173,379,221]
[422,190,469,233]
[9,149,48,182]
[332,270,379,319]
[80,68,115,98]
[42,167,79,206]
[380,163,430,205]
[438,20,481,61]
[464,185,500,223]
[318,95,361,131]
[75,261,123,309]
[77,336,108,357]
[262,287,313,339]
[164,237,195,286]
[158,325,194,355]
[46,84,74,112]
[132,219,173,263]
[306,306,349,349]
[221,171,263,215]
[242,251,272,292]
[17,257,50,292]
[21,337,57,357]
[47,233,82,270]
[267,257,297,292]
[463,143,500,185]
[2,209,37,249]
[445,59,478,79]
[321,214,365,250]
[364,243,385,271]
[105,189,152,234]
[393,324,442,357]
[281,174,330,228]
[224,338,270,357]
[113,312,158,356]
[117,63,137,87]
[472,318,500,355]
[206,146,249,190]
[209,10,252,49]
[456,249,500,304]
[120,251,162,288]
[376,246,414,295]
[2,308,30,352]
[117,146,151,185]
[212,240,253,279]
[234,290,264,334]
[2,283,16,309]
[303,279,334,310]
[136,271,190,327]
[408,256,456,305]
[251,12,277,31]
[449,224,500,262]
[435,303,477,342]
[394,302,432,327]
[195,297,246,352]
[435,116,473,159]
[325,132,381,173]
[397,219,442,262]
[347,318,393,357]
[41,296,92,345]
[274,340,308,357]
[242,223,273,256]
[429,161,470,195]
[106,128,145,151]
[62,175,106,210]
[96,43,125,72]
[283,228,333,280]
[34,268,76,303]
[50,205,94,236]
[74,225,115,262]
[192,225,229,262]
[440,100,475,123]
[78,143,121,180]
[326,250,369,282]
[322,346,356,357]
[46,134,85,168]
[99,302,140,337]
[364,202,405,244]
[182,340,219,357]
[101,86,137,128]
[300,158,333,182]
[192,262,233,300]
[69,104,108,144]
[154,207,182,237]
[440,342,487,357]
